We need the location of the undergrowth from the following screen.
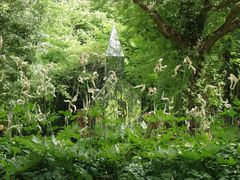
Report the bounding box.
[0,121,240,179]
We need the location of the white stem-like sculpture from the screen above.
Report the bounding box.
[64,93,78,113]
[161,91,170,103]
[184,56,196,74]
[148,87,157,96]
[133,84,146,92]
[0,36,2,50]
[171,64,182,77]
[204,84,217,91]
[154,58,167,73]
[228,73,239,90]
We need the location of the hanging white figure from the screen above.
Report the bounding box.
[64,93,78,113]
[216,93,232,109]
[0,36,2,50]
[228,73,239,90]
[197,94,207,119]
[187,106,198,115]
[88,88,95,94]
[171,64,182,77]
[161,91,170,103]
[91,71,99,89]
[184,56,192,68]
[169,97,174,111]
[133,84,146,92]
[78,75,89,84]
[148,87,157,96]
[163,103,169,114]
[204,84,217,91]
[223,99,231,109]
[154,58,167,73]
[108,70,118,84]
[184,56,196,74]
[162,92,174,114]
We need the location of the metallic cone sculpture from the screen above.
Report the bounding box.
[105,25,124,79]
[106,24,124,57]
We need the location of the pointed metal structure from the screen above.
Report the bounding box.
[95,24,141,123]
[106,24,124,57]
[105,25,124,79]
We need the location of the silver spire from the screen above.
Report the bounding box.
[106,24,124,57]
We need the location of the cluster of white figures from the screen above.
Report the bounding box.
[99,25,239,133]
[1,23,238,132]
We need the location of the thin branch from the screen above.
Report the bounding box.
[132,0,189,48]
[214,0,239,10]
[196,0,238,28]
[201,0,239,12]
[201,0,213,14]
[195,0,213,35]
[198,2,240,53]
[132,0,240,53]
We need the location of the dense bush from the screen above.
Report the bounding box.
[0,0,240,179]
[0,123,240,179]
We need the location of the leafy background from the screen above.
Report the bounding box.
[0,0,240,179]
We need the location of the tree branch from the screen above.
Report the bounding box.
[201,0,213,14]
[132,0,189,48]
[198,2,240,53]
[195,0,239,36]
[132,0,240,54]
[200,0,239,12]
[195,0,213,35]
[196,0,238,28]
[214,0,239,10]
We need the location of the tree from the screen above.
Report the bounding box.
[0,0,46,62]
[92,0,240,114]
[131,1,240,108]
[132,0,240,54]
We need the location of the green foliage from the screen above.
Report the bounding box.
[0,120,240,179]
[1,0,240,179]
[0,0,45,61]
